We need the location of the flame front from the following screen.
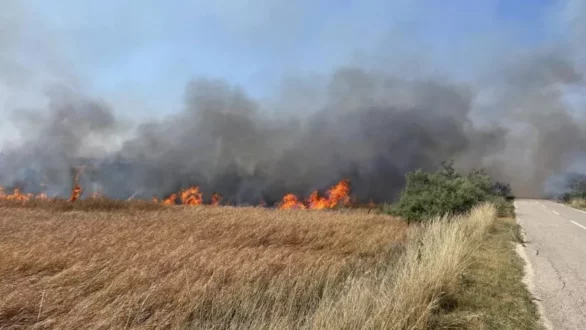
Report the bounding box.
[2,188,33,202]
[68,185,82,202]
[307,191,329,210]
[1,177,361,210]
[327,179,351,207]
[68,167,83,202]
[158,187,221,206]
[181,186,203,205]
[158,179,352,209]
[279,179,351,210]
[162,193,177,205]
[279,194,307,210]
[0,186,49,202]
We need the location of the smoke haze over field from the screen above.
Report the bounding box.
[1,0,586,202]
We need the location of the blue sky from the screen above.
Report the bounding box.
[0,0,573,132]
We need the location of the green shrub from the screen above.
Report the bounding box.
[388,162,510,222]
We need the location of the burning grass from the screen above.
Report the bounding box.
[0,178,364,211]
[0,201,498,329]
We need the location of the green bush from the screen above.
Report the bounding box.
[388,162,511,222]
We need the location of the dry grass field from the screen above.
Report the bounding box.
[0,201,497,329]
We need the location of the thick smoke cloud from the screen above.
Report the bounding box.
[114,73,505,204]
[0,86,120,196]
[0,69,535,203]
[475,51,586,197]
[1,0,586,202]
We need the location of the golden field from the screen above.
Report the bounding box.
[0,201,496,329]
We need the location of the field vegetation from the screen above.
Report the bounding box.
[0,163,539,329]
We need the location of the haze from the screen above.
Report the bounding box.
[1,0,585,203]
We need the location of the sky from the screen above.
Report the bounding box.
[0,0,575,145]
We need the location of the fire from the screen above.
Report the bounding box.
[326,179,351,207]
[0,176,359,210]
[0,186,50,202]
[180,186,203,205]
[68,185,82,202]
[279,193,307,210]
[211,193,223,206]
[158,186,223,207]
[3,188,33,202]
[0,167,85,203]
[68,167,83,202]
[163,193,177,205]
[307,191,329,210]
[278,179,351,210]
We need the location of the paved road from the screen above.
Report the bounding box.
[515,199,586,330]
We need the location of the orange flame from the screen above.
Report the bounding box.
[211,193,223,206]
[0,186,50,202]
[3,188,33,202]
[180,186,203,205]
[68,185,82,202]
[160,186,221,206]
[68,167,83,202]
[307,191,329,210]
[279,179,351,210]
[279,193,307,210]
[326,179,351,207]
[0,177,357,210]
[163,193,177,205]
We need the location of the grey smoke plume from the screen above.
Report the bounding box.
[1,0,586,202]
[0,86,120,197]
[114,74,505,204]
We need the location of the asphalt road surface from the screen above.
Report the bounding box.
[515,199,586,330]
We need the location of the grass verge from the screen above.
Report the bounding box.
[431,204,544,329]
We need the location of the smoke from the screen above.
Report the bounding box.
[0,86,121,196]
[1,0,586,202]
[114,74,503,204]
[473,51,586,197]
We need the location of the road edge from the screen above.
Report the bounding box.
[513,201,553,330]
